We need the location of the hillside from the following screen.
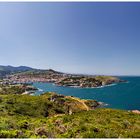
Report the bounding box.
[0,65,34,78]
[0,93,139,138]
[49,109,140,138]
[0,65,63,80]
[0,92,99,116]
[0,65,33,72]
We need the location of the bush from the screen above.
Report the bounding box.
[0,130,19,138]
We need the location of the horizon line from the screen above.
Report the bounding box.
[0,64,140,77]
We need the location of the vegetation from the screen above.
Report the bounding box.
[53,109,140,138]
[0,84,37,95]
[0,85,25,95]
[56,76,121,88]
[0,65,61,79]
[0,65,137,138]
[0,93,139,138]
[0,65,34,78]
[0,92,98,117]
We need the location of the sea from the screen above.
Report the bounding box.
[33,76,140,110]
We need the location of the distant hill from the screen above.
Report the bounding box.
[0,65,34,72]
[0,65,62,78]
[0,65,34,78]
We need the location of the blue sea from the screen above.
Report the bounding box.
[33,77,140,110]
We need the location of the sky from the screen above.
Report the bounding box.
[0,2,140,75]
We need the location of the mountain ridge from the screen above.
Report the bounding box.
[0,65,61,78]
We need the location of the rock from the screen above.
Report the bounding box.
[132,110,140,114]
[25,85,38,91]
[35,127,48,137]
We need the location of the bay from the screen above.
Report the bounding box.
[33,76,140,110]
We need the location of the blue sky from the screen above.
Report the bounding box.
[0,2,140,75]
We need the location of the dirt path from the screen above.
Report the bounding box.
[70,97,89,111]
[53,114,65,117]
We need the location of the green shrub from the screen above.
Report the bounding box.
[0,93,140,138]
[0,130,20,138]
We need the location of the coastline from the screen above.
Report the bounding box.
[31,77,140,111]
[57,83,118,89]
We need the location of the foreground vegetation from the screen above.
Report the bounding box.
[0,93,140,138]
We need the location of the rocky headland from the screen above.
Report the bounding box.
[55,76,124,88]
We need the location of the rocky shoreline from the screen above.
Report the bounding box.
[0,83,38,95]
[55,76,125,88]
